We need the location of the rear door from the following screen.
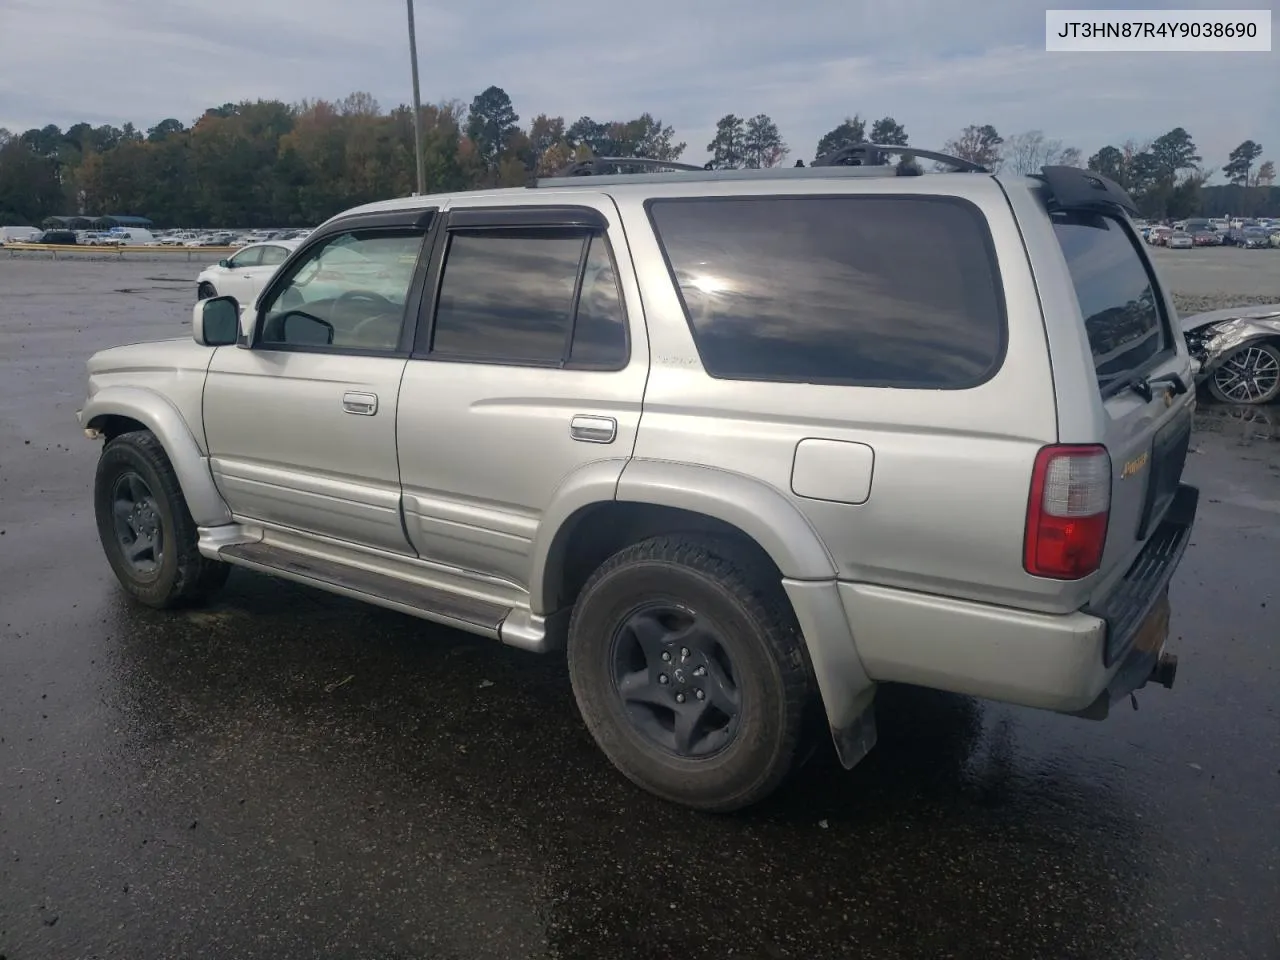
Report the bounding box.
[1048,210,1195,575]
[395,198,647,588]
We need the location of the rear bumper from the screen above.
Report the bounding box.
[812,484,1198,715]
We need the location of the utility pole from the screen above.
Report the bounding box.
[406,0,426,196]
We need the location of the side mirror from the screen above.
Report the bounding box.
[217,258,230,268]
[193,296,241,346]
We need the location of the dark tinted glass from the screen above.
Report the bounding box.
[432,232,584,362]
[648,196,1005,387]
[568,237,627,367]
[1052,212,1166,391]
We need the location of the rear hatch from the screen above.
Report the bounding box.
[1049,203,1197,658]
[1052,208,1194,547]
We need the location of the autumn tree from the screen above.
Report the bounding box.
[1004,130,1083,175]
[147,118,187,142]
[944,124,1003,169]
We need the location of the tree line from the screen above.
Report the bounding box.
[0,85,1275,227]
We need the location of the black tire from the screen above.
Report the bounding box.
[94,430,230,608]
[567,535,813,812]
[1206,342,1280,405]
[197,282,216,300]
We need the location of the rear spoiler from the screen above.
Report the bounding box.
[1032,165,1139,217]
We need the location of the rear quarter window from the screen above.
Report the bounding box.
[646,195,1007,388]
[1051,212,1170,392]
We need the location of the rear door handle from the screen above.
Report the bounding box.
[342,391,378,416]
[570,415,617,444]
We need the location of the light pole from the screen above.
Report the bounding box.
[406,0,426,196]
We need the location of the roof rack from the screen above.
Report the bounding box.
[553,156,712,177]
[528,143,990,187]
[808,143,988,173]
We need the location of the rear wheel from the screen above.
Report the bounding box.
[94,431,229,608]
[567,535,813,812]
[1208,342,1280,405]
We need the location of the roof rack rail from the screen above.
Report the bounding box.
[809,143,988,173]
[553,156,711,177]
[527,144,992,187]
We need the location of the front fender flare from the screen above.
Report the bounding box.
[81,386,232,526]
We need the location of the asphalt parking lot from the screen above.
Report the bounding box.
[1,250,1278,960]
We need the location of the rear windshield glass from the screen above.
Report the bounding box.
[1052,212,1168,391]
[647,196,1006,388]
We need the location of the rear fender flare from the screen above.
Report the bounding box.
[614,459,837,579]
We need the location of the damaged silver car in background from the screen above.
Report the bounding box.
[1182,304,1280,405]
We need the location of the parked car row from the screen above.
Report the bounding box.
[0,225,316,248]
[1138,217,1280,250]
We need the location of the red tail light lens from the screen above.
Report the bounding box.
[1024,445,1111,579]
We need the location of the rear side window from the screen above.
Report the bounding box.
[647,196,1006,388]
[1052,212,1169,392]
[427,229,628,368]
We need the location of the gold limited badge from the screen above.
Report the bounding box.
[1121,451,1149,479]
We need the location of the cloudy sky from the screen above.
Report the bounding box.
[1,0,1275,174]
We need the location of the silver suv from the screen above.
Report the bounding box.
[79,147,1199,811]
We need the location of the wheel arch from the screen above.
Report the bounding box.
[83,386,232,526]
[531,459,837,617]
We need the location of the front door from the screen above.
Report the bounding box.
[203,221,432,554]
[395,199,648,590]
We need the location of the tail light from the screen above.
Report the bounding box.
[1024,445,1111,579]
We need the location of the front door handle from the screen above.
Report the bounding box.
[570,415,617,444]
[342,391,378,416]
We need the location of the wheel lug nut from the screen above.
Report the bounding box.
[675,692,685,703]
[693,665,707,677]
[661,651,671,662]
[658,674,669,685]
[681,647,690,659]
[695,689,705,700]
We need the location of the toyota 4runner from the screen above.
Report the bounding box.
[79,147,1199,811]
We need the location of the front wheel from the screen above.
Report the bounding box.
[197,282,216,300]
[567,536,813,812]
[94,431,229,608]
[1207,342,1280,405]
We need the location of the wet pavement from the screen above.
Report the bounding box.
[1,258,1279,960]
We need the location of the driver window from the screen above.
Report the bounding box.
[228,246,263,269]
[258,230,424,352]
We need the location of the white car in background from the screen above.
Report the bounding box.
[195,240,300,305]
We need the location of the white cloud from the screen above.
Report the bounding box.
[0,0,1275,174]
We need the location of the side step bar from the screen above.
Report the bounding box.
[218,542,511,638]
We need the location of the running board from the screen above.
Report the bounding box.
[218,542,510,639]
